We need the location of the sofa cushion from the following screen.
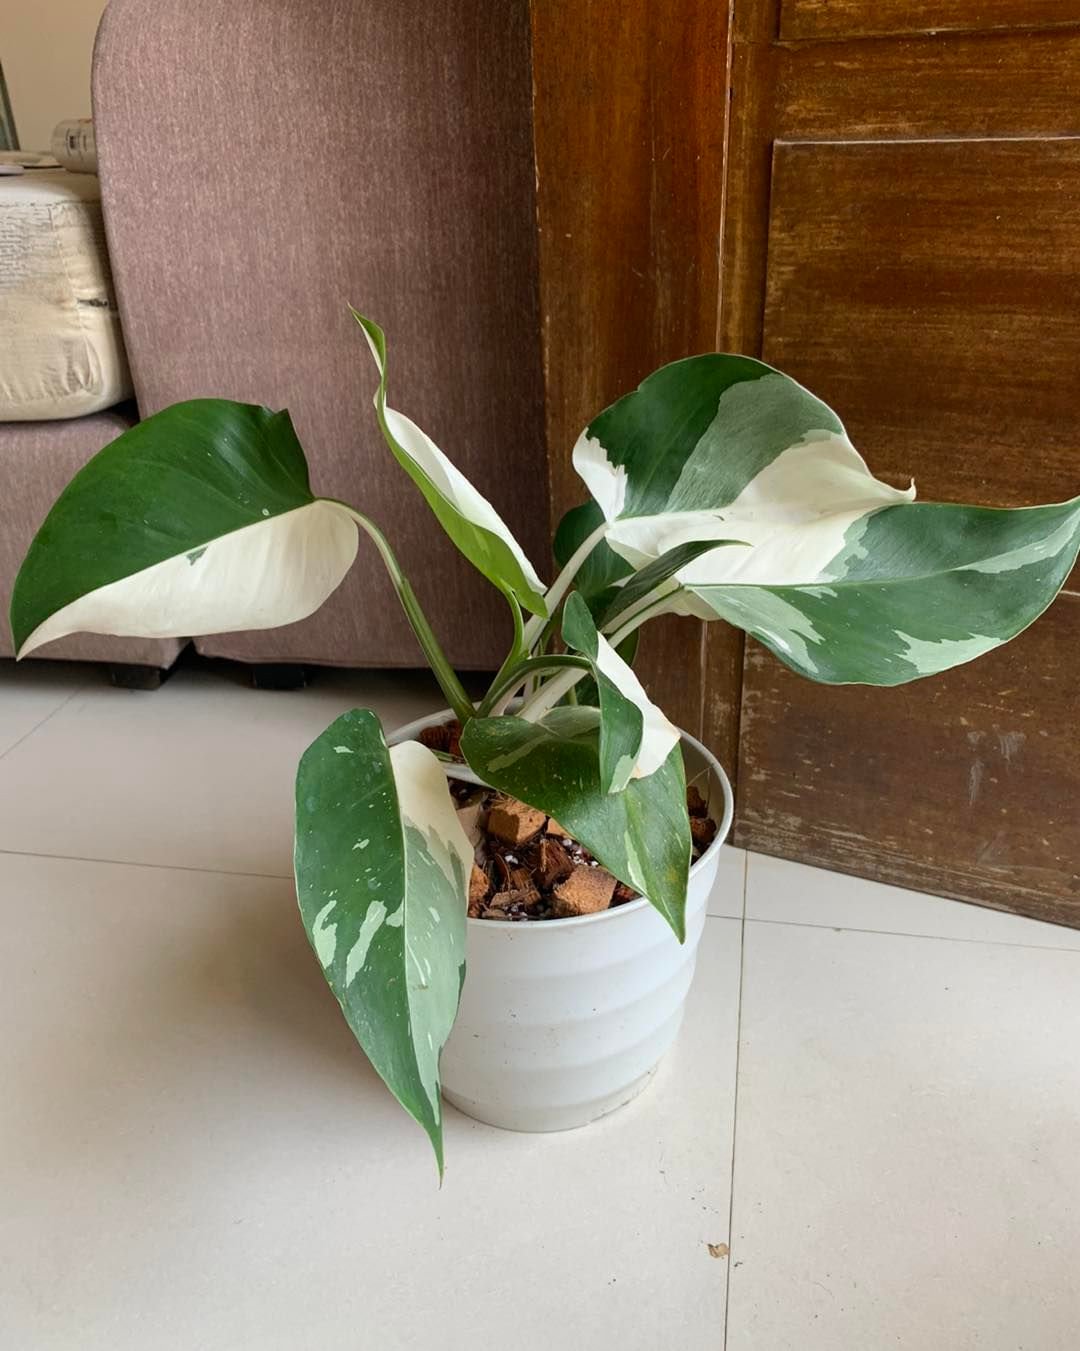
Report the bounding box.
[0,169,133,420]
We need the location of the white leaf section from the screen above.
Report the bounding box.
[592,630,680,779]
[345,901,388,986]
[605,436,915,589]
[311,900,338,969]
[18,500,358,657]
[571,430,628,522]
[358,321,387,376]
[389,740,474,881]
[894,630,999,674]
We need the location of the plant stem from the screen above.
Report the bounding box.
[335,503,475,725]
[518,593,671,721]
[477,655,591,718]
[521,601,564,701]
[529,607,560,661]
[522,520,609,652]
[600,576,679,634]
[516,666,585,722]
[397,577,476,725]
[480,586,526,714]
[606,593,673,647]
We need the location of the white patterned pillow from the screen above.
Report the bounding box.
[0,168,133,420]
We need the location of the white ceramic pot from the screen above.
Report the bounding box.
[388,709,734,1133]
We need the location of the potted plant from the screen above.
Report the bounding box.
[12,312,1080,1174]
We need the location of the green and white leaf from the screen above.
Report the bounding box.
[573,352,911,537]
[562,592,679,793]
[680,498,1080,683]
[295,709,471,1173]
[573,353,1080,683]
[11,399,357,657]
[570,627,640,712]
[461,707,690,939]
[353,310,547,618]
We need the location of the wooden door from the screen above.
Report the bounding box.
[717,4,1080,924]
[529,2,1080,926]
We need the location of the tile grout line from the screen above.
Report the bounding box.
[0,680,89,765]
[4,832,1073,958]
[0,845,294,884]
[0,842,745,897]
[745,913,1080,956]
[721,849,750,1351]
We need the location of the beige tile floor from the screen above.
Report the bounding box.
[1,660,1077,1350]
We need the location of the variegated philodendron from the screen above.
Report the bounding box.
[12,317,1080,1169]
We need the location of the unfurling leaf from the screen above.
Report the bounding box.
[353,310,547,617]
[295,709,471,1173]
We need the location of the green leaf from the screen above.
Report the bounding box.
[353,311,547,618]
[295,709,472,1174]
[561,592,678,793]
[562,594,641,792]
[461,707,690,939]
[553,500,632,619]
[11,399,358,657]
[572,352,1080,684]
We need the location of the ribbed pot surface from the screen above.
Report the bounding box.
[388,709,733,1133]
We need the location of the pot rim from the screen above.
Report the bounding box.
[386,705,734,933]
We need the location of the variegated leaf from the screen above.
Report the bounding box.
[353,311,548,617]
[461,707,690,939]
[676,498,1080,683]
[11,399,358,657]
[572,353,1080,683]
[572,352,910,533]
[295,709,471,1173]
[561,592,679,792]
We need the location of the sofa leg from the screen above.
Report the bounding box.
[108,663,168,690]
[249,663,309,691]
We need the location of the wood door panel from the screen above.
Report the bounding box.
[736,592,1080,926]
[722,2,1080,924]
[779,28,1080,141]
[720,29,1080,364]
[780,0,1080,43]
[763,136,1080,589]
